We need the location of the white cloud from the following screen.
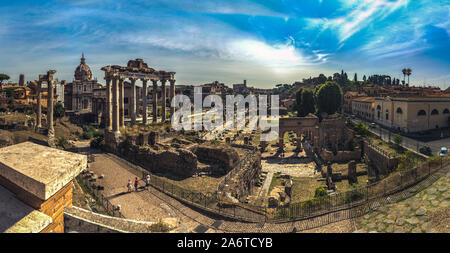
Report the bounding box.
[326,0,409,43]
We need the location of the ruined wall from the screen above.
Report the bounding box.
[363,141,398,176]
[63,206,164,233]
[191,144,240,174]
[320,148,361,162]
[118,141,198,178]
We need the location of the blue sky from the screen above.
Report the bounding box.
[0,0,449,89]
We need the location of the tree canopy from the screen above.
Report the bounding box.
[315,81,343,115]
[295,88,315,117]
[0,74,10,86]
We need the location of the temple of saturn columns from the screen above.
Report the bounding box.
[35,70,57,147]
[101,59,176,147]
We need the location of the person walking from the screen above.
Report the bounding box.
[134,177,139,192]
[127,179,132,192]
[145,174,151,189]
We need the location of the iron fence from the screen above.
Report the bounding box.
[103,148,449,227]
[77,172,125,218]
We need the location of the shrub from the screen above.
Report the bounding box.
[314,186,328,198]
[419,146,432,156]
[90,135,104,149]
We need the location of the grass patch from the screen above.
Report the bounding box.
[290,177,325,203]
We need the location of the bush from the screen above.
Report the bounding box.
[354,121,369,136]
[419,146,432,156]
[90,135,104,149]
[314,186,328,198]
[56,137,69,149]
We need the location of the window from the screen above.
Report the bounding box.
[396,107,403,114]
[125,109,129,116]
[443,108,449,114]
[377,105,381,110]
[431,109,439,115]
[124,97,129,104]
[417,110,426,116]
[385,109,389,120]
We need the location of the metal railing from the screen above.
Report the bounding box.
[77,172,125,218]
[103,147,449,227]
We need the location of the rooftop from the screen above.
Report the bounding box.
[0,185,52,233]
[0,142,87,201]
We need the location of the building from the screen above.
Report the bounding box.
[352,97,375,121]
[374,96,450,133]
[0,142,86,233]
[233,80,250,94]
[343,91,367,113]
[64,54,103,113]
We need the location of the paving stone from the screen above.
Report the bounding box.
[411,227,422,233]
[431,200,440,207]
[367,223,376,230]
[415,208,427,216]
[406,217,420,225]
[438,186,446,192]
[394,227,405,233]
[439,202,448,208]
[385,219,394,225]
[427,195,436,201]
[427,188,437,194]
[385,225,394,233]
[396,218,405,226]
[444,194,450,200]
[377,223,386,231]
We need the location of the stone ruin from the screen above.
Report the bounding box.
[117,132,240,178]
[348,160,358,185]
[326,163,336,191]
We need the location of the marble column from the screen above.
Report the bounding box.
[46,70,56,146]
[161,79,167,122]
[169,79,175,117]
[130,78,137,125]
[119,77,124,127]
[105,77,112,131]
[142,79,148,124]
[152,80,158,123]
[36,81,42,128]
[112,77,120,133]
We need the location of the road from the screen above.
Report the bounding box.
[348,116,448,155]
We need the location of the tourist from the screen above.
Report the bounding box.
[146,174,151,189]
[127,180,132,192]
[134,177,139,191]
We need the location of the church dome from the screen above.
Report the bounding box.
[74,53,92,81]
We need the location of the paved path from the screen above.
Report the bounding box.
[354,167,450,233]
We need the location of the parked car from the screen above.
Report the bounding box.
[440,147,448,157]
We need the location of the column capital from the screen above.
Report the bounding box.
[152,79,158,85]
[169,79,176,85]
[160,79,167,85]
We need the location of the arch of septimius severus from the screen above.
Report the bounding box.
[101,59,176,145]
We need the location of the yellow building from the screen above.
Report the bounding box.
[374,96,450,133]
[352,97,375,121]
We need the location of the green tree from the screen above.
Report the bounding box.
[397,150,418,171]
[0,74,10,87]
[354,121,369,136]
[392,134,402,149]
[315,81,343,115]
[296,88,315,117]
[54,102,65,119]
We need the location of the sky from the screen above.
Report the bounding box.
[0,0,449,89]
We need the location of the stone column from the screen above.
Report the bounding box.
[119,77,124,127]
[161,79,167,122]
[112,77,120,133]
[36,81,42,128]
[169,79,175,117]
[152,80,158,123]
[142,79,148,124]
[47,70,56,147]
[105,77,112,131]
[130,78,137,125]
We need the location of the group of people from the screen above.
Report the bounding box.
[127,174,151,192]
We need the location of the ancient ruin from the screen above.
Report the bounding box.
[101,59,176,150]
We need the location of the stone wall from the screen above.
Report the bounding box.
[363,141,398,176]
[118,140,198,178]
[191,144,240,175]
[320,147,361,162]
[64,206,168,233]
